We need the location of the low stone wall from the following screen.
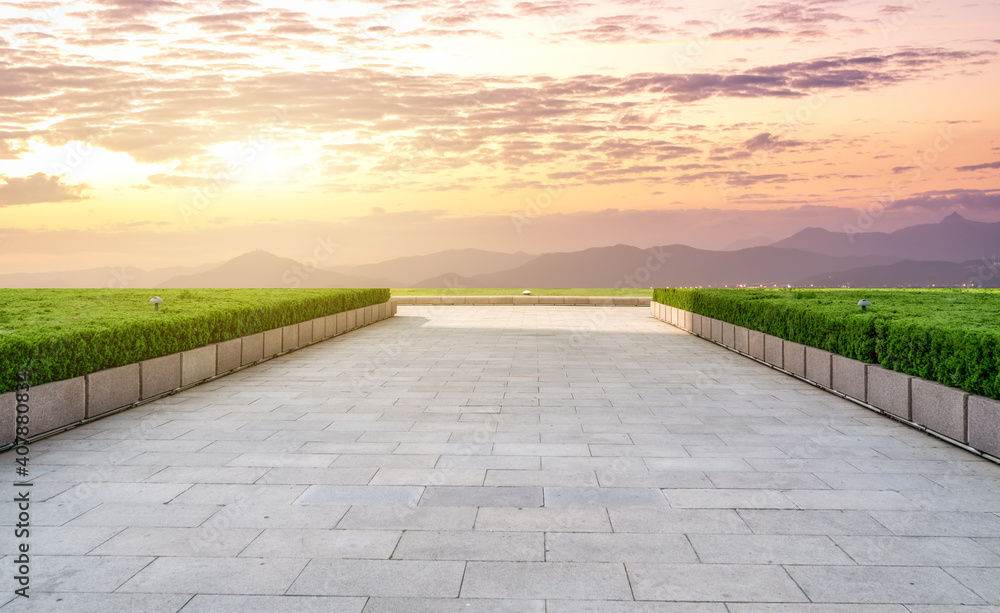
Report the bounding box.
[2,300,397,448]
[651,302,1000,461]
[393,296,650,306]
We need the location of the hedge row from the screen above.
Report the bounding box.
[653,288,1000,401]
[0,288,390,394]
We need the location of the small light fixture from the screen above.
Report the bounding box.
[150,296,163,311]
[522,290,531,295]
[858,299,871,312]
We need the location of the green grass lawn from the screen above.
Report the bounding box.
[667,287,1000,332]
[392,288,652,297]
[654,287,1000,399]
[0,288,388,392]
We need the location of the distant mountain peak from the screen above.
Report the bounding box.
[941,211,968,223]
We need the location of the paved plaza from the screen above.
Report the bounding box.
[4,305,1000,611]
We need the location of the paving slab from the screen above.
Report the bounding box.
[460,561,632,600]
[627,563,808,602]
[786,565,986,604]
[5,305,1000,609]
[288,559,465,597]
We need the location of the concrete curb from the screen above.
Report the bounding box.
[392,296,651,306]
[650,301,999,463]
[1,301,395,448]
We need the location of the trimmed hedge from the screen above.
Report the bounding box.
[653,288,1000,401]
[0,288,389,393]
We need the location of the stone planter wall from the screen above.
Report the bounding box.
[393,296,650,306]
[2,301,396,448]
[651,301,1000,460]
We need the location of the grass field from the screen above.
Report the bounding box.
[654,287,1000,399]
[690,288,999,332]
[392,288,653,296]
[0,288,388,392]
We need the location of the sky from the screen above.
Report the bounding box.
[1,0,999,273]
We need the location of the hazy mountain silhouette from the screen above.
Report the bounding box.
[330,248,535,286]
[796,258,1000,288]
[0,263,218,288]
[157,251,389,288]
[415,244,901,288]
[771,212,1000,262]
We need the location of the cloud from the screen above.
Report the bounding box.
[0,136,32,159]
[748,2,851,25]
[559,14,668,43]
[710,27,784,40]
[514,1,593,17]
[956,161,1000,172]
[744,132,805,152]
[145,173,222,188]
[0,173,89,206]
[887,189,1000,212]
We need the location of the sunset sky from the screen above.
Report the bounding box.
[1,0,999,272]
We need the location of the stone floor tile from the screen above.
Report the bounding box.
[22,555,154,593]
[294,485,424,506]
[0,593,191,613]
[369,468,486,486]
[738,509,892,535]
[288,559,465,597]
[688,534,854,565]
[475,507,612,532]
[361,598,544,612]
[239,529,401,559]
[392,530,543,561]
[868,511,1000,537]
[544,486,669,508]
[663,488,795,509]
[418,486,542,507]
[546,603,727,613]
[118,557,307,595]
[944,567,1000,604]
[609,508,751,534]
[461,561,632,600]
[545,532,698,563]
[89,527,261,557]
[833,536,1000,566]
[337,506,478,530]
[627,563,808,602]
[179,595,366,613]
[786,566,986,604]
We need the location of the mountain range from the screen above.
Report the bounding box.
[2,213,997,288]
[417,245,900,288]
[772,212,999,262]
